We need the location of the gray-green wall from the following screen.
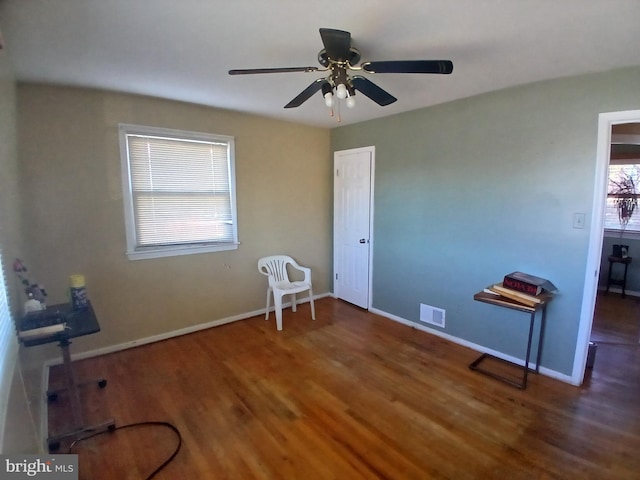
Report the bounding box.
[331,66,640,376]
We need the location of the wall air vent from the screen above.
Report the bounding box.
[419,303,446,328]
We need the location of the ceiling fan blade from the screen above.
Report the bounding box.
[284,79,329,108]
[351,76,397,106]
[229,66,320,75]
[319,28,352,61]
[362,60,453,74]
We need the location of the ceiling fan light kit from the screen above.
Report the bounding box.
[229,28,453,118]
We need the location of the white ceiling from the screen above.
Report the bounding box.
[1,0,640,129]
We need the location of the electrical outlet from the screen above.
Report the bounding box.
[573,213,585,229]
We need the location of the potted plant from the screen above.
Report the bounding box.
[609,171,638,257]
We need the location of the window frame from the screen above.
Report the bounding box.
[119,124,239,260]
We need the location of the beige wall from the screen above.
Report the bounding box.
[17,84,332,355]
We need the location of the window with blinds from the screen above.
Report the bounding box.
[0,249,18,450]
[119,125,238,260]
[605,162,640,234]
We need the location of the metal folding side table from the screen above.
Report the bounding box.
[469,291,552,389]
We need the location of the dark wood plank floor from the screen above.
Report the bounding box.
[48,295,640,479]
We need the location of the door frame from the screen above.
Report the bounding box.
[333,146,375,309]
[574,109,640,384]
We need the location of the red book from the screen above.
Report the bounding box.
[502,272,557,295]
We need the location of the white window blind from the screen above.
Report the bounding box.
[604,163,640,233]
[0,249,18,451]
[120,125,238,260]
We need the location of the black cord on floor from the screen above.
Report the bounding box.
[68,421,182,479]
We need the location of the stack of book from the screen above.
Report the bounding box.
[485,272,557,307]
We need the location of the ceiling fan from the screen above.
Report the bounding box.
[229,28,453,111]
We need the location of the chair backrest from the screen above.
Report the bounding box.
[258,255,295,283]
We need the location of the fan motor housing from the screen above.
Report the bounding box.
[318,47,361,67]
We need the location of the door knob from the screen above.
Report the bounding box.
[359,238,366,243]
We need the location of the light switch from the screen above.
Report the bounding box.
[573,213,585,229]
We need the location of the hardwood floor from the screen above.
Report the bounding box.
[590,290,640,345]
[48,296,640,479]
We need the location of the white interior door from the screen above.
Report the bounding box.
[334,147,374,308]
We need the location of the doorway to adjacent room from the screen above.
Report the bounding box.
[577,110,640,384]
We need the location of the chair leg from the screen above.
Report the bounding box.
[309,288,315,320]
[291,293,297,312]
[265,288,272,320]
[274,292,284,331]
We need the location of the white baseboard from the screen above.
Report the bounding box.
[369,307,575,386]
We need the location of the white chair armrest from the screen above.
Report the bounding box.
[291,263,312,284]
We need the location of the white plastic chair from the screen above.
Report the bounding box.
[258,255,315,331]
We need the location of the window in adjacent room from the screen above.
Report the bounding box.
[119,124,238,260]
[604,161,640,237]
